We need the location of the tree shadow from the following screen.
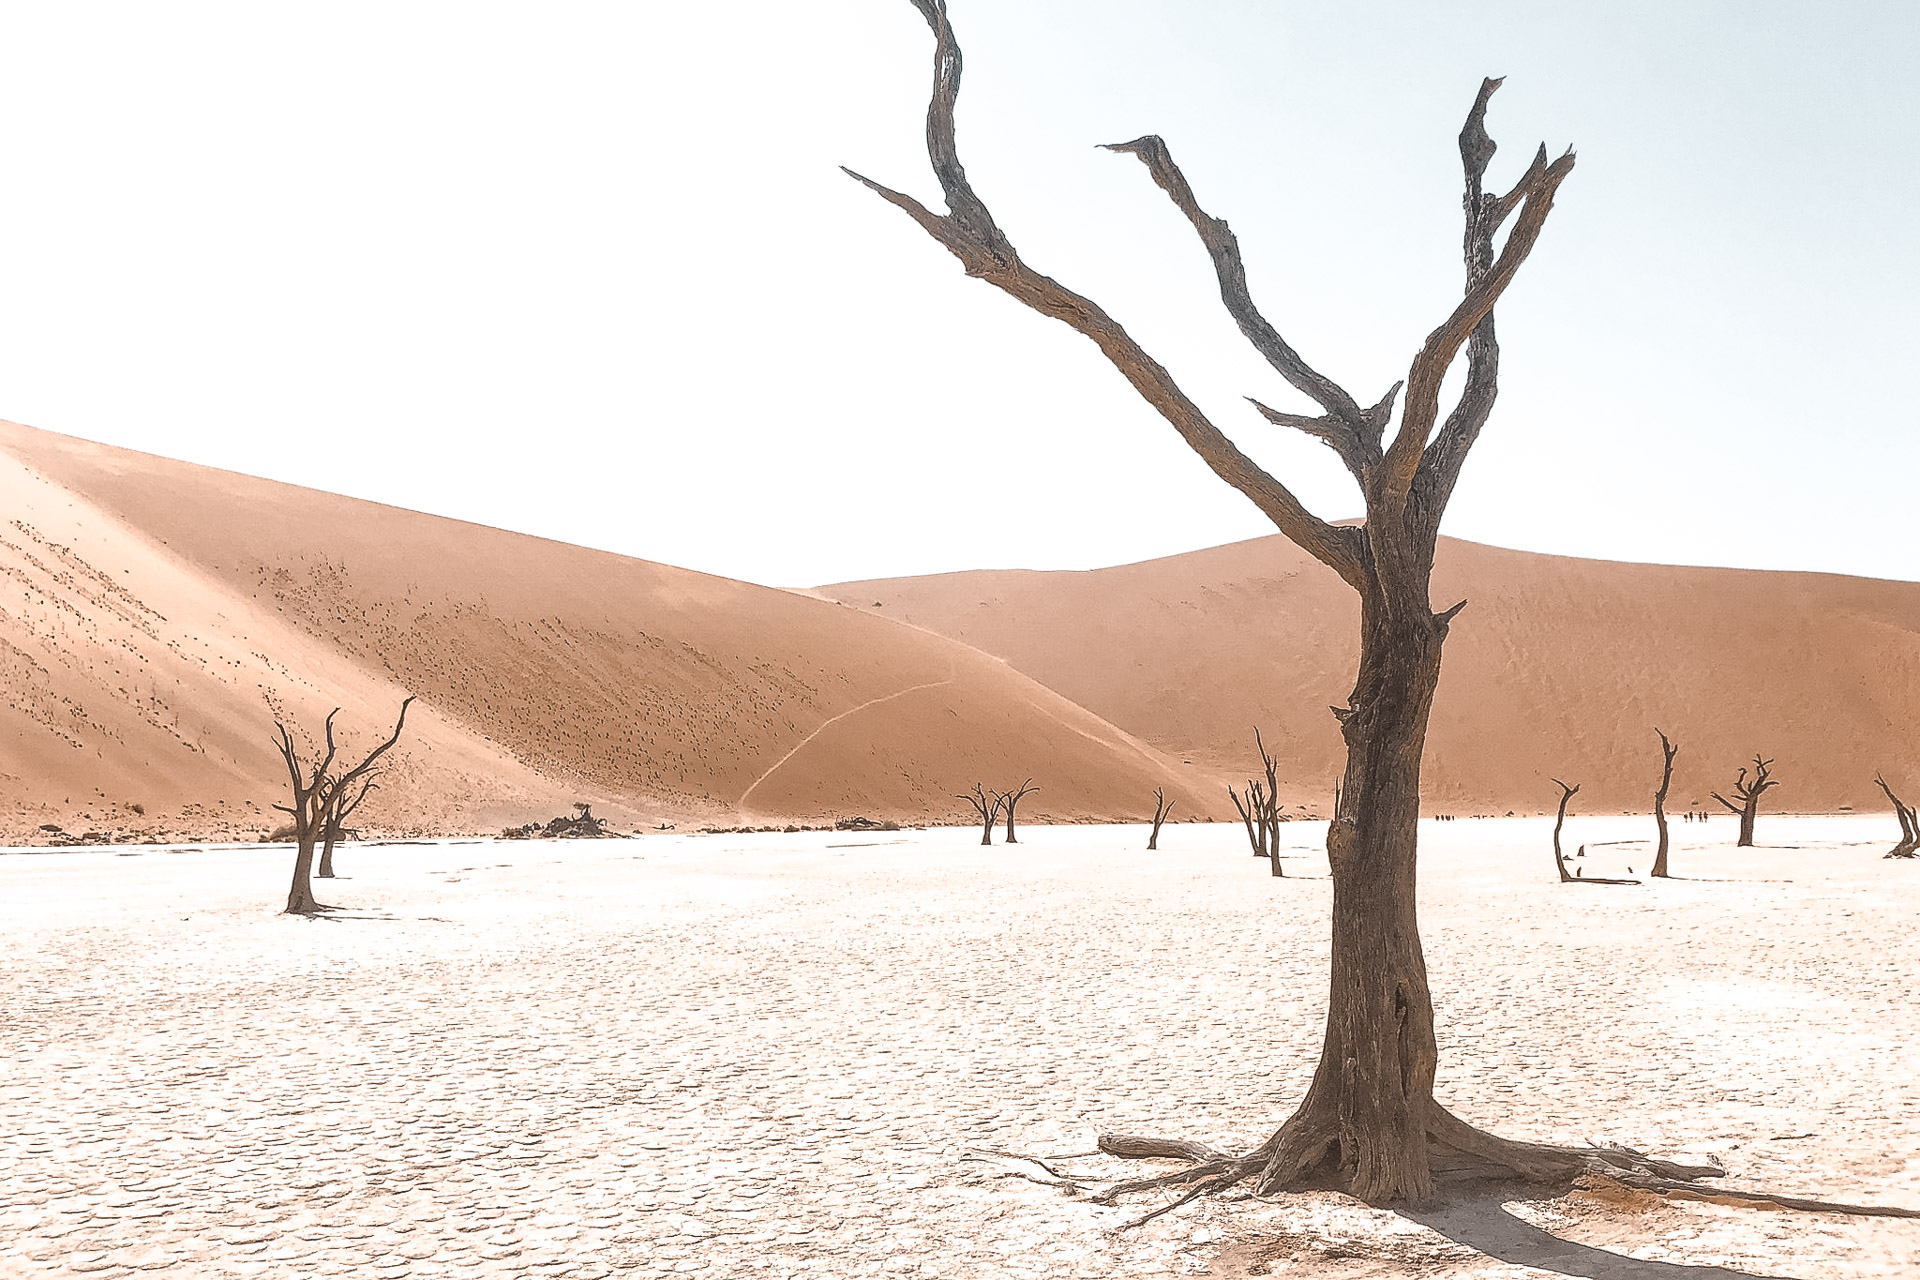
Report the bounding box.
[1398,1191,1798,1280]
[1659,876,1794,883]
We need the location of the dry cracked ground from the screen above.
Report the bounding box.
[4,817,1918,1279]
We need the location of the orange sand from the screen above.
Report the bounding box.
[824,535,1920,815]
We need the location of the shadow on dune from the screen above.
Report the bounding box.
[1398,1192,1797,1280]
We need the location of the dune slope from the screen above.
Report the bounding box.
[822,536,1920,815]
[0,421,1217,839]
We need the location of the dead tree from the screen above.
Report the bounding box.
[315,774,378,879]
[1227,730,1285,875]
[1147,787,1174,850]
[993,779,1039,843]
[957,783,1001,846]
[272,697,413,914]
[1649,729,1678,878]
[1552,780,1638,886]
[849,0,1912,1216]
[1711,755,1778,848]
[1550,779,1579,883]
[1228,782,1265,856]
[1875,774,1919,858]
[1252,729,1282,876]
[1228,786,1281,874]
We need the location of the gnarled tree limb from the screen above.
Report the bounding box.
[844,0,1365,588]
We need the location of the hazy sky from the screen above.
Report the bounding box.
[0,2,1914,587]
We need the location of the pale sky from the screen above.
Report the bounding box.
[0,1,1914,587]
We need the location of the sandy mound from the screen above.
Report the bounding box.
[0,421,1218,840]
[822,535,1920,815]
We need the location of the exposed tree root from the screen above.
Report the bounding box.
[981,1104,1920,1229]
[962,1148,1092,1193]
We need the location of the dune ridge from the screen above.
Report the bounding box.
[0,421,1219,842]
[822,535,1920,815]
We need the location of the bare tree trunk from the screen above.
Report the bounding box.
[273,697,411,916]
[958,784,999,845]
[285,830,321,914]
[995,779,1037,843]
[1650,729,1677,878]
[1255,729,1283,878]
[316,773,376,880]
[1265,794,1283,877]
[1147,787,1173,850]
[1551,778,1579,883]
[1229,783,1264,859]
[1287,602,1446,1199]
[1712,755,1777,849]
[316,821,340,879]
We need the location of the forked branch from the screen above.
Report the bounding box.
[1098,131,1388,477]
[957,782,1002,846]
[844,0,1365,587]
[992,778,1039,843]
[1384,98,1574,514]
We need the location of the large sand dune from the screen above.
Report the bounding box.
[823,536,1920,815]
[0,422,1215,839]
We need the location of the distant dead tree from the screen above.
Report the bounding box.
[838,0,1908,1216]
[1551,779,1580,883]
[1147,787,1174,850]
[1711,755,1778,848]
[993,779,1039,843]
[1228,781,1272,865]
[1649,729,1678,878]
[1875,774,1919,858]
[1550,778,1638,886]
[315,773,379,879]
[1227,730,1283,876]
[957,784,1001,846]
[272,697,413,914]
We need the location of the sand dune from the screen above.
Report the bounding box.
[15,412,1911,836]
[823,535,1920,815]
[0,421,1217,840]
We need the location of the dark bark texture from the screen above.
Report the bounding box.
[837,0,1912,1220]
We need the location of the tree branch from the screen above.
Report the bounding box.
[847,0,1365,588]
[1386,78,1575,521]
[333,697,414,790]
[1101,133,1383,454]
